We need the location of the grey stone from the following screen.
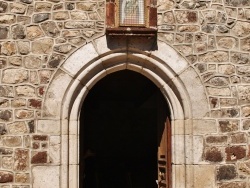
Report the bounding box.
[33,13,49,23]
[0,26,8,39]
[11,25,26,39]
[21,0,33,4]
[17,41,30,55]
[0,110,12,121]
[48,53,65,68]
[41,21,59,37]
[202,24,215,33]
[17,16,31,25]
[0,2,8,13]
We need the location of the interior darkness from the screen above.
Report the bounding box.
[80,70,169,188]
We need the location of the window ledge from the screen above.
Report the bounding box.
[106,27,157,36]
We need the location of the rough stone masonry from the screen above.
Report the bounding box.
[0,0,250,187]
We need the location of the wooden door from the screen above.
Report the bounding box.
[158,117,171,188]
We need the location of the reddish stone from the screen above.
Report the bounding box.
[32,135,48,141]
[217,165,237,181]
[28,99,42,109]
[205,147,223,162]
[38,86,45,96]
[32,142,39,149]
[31,151,47,164]
[149,7,157,27]
[225,146,246,161]
[106,3,115,27]
[0,171,13,183]
[14,149,29,171]
[187,12,197,22]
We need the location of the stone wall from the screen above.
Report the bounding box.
[0,0,249,187]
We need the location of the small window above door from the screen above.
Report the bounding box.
[106,0,157,36]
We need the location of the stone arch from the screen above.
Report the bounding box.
[42,36,209,188]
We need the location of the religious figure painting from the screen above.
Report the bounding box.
[120,0,145,25]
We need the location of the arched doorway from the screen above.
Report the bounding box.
[80,70,171,188]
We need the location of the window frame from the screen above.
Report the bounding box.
[106,0,157,36]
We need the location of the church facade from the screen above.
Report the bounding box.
[0,0,250,187]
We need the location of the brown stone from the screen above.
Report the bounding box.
[0,124,7,135]
[219,120,239,132]
[217,165,237,181]
[176,11,198,24]
[32,135,48,141]
[39,70,52,84]
[76,2,97,11]
[220,98,237,107]
[230,133,247,143]
[211,108,239,118]
[10,3,27,14]
[70,11,88,20]
[15,109,34,119]
[0,58,7,68]
[11,99,26,108]
[0,171,13,183]
[53,11,69,20]
[199,51,229,62]
[11,24,25,39]
[1,42,17,56]
[232,21,250,37]
[204,147,223,162]
[242,106,250,117]
[15,173,29,183]
[14,149,29,171]
[17,16,31,25]
[28,120,35,133]
[241,36,250,52]
[206,135,227,144]
[243,119,250,130]
[32,142,39,149]
[31,151,47,164]
[3,136,22,147]
[28,99,41,109]
[225,146,246,161]
[35,2,52,12]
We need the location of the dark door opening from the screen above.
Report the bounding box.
[80,70,170,188]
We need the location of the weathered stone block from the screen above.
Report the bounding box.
[1,42,17,56]
[220,98,237,107]
[35,2,52,12]
[219,120,239,132]
[15,173,29,183]
[211,108,239,118]
[0,110,12,121]
[41,21,59,37]
[217,165,237,180]
[11,25,25,39]
[204,147,223,162]
[175,11,198,23]
[225,146,246,161]
[0,86,14,98]
[28,99,41,109]
[7,121,28,134]
[31,151,47,164]
[17,16,31,25]
[178,25,200,32]
[199,51,229,62]
[14,149,29,171]
[11,99,26,108]
[65,21,95,29]
[33,13,50,23]
[76,2,97,11]
[8,56,22,66]
[32,166,59,187]
[241,36,250,52]
[70,11,88,20]
[0,15,15,24]
[0,26,8,39]
[218,182,247,188]
[32,38,53,54]
[2,156,13,169]
[17,41,30,55]
[0,2,8,13]
[33,135,48,141]
[48,53,65,68]
[16,85,36,97]
[0,171,13,183]
[26,26,44,39]
[242,106,250,117]
[217,37,237,49]
[232,21,250,37]
[53,11,69,20]
[15,109,34,119]
[3,136,22,147]
[10,3,26,14]
[206,77,229,86]
[230,133,247,143]
[2,69,28,84]
[207,87,231,96]
[24,55,42,69]
[206,135,227,144]
[39,70,52,84]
